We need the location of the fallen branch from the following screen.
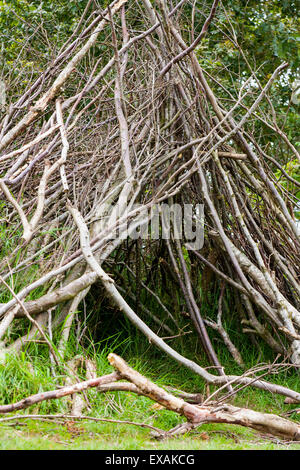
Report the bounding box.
[107,354,300,441]
[0,372,119,414]
[0,354,299,441]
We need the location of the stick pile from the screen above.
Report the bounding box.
[0,0,299,415]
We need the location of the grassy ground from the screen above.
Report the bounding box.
[0,337,299,451]
[1,420,299,450]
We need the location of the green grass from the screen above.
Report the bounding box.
[1,420,299,450]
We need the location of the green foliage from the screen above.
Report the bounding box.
[195,0,299,79]
[275,158,300,217]
[0,0,104,101]
[191,0,299,167]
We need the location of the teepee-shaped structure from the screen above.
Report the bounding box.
[0,0,299,394]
